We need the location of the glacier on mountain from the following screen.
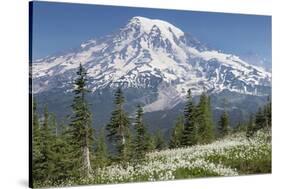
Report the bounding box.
[32,16,271,112]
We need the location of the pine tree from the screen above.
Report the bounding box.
[49,121,73,181]
[197,92,214,144]
[181,89,197,147]
[94,128,108,168]
[106,88,131,162]
[49,113,58,136]
[32,99,42,181]
[246,114,255,138]
[233,121,246,133]
[154,129,166,151]
[169,115,184,148]
[40,105,55,181]
[255,107,266,131]
[146,132,156,152]
[133,105,148,160]
[265,96,271,128]
[218,111,229,137]
[69,64,93,178]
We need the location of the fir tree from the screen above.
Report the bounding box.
[246,114,255,138]
[106,88,131,162]
[181,89,197,147]
[133,105,148,160]
[146,132,156,152]
[32,99,42,181]
[49,121,73,181]
[94,128,108,168]
[218,111,229,137]
[40,105,55,181]
[154,129,166,151]
[255,107,267,131]
[265,96,271,128]
[233,121,246,133]
[69,64,93,178]
[197,92,214,144]
[169,115,184,148]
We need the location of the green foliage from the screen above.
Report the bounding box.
[196,93,214,144]
[181,89,197,147]
[254,98,271,132]
[255,107,267,131]
[93,128,108,168]
[218,111,229,137]
[154,129,166,150]
[69,64,94,177]
[40,105,55,180]
[50,123,74,180]
[169,115,184,148]
[233,122,247,133]
[146,132,156,152]
[133,105,148,160]
[32,66,271,187]
[32,99,42,181]
[106,88,131,162]
[173,167,219,179]
[246,114,255,138]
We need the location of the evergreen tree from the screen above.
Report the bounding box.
[40,105,55,181]
[49,113,58,136]
[255,107,267,131]
[106,88,131,162]
[94,128,108,168]
[218,111,229,137]
[32,99,42,181]
[154,129,166,151]
[133,105,148,160]
[49,121,73,181]
[246,114,255,138]
[197,92,214,144]
[69,64,93,178]
[146,132,156,152]
[233,121,246,133]
[181,89,197,147]
[169,115,184,148]
[265,96,271,128]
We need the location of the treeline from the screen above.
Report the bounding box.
[169,89,272,149]
[31,64,165,185]
[169,89,214,148]
[31,64,271,185]
[242,98,271,137]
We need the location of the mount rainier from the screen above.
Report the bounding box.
[32,16,271,128]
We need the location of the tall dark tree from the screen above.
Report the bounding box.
[32,99,42,181]
[69,64,93,178]
[255,107,267,131]
[146,132,156,152]
[94,128,108,168]
[181,89,197,147]
[218,111,229,137]
[51,121,74,181]
[154,129,166,151]
[133,105,148,160]
[40,105,55,181]
[265,96,272,128]
[106,88,131,162]
[169,115,184,148]
[197,92,214,144]
[246,114,255,138]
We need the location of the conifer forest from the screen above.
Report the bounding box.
[31,64,271,188]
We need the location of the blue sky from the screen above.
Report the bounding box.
[31,1,271,61]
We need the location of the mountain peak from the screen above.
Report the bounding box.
[126,16,184,39]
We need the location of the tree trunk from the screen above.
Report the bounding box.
[82,146,92,177]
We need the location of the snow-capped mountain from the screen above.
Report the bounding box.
[32,16,271,112]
